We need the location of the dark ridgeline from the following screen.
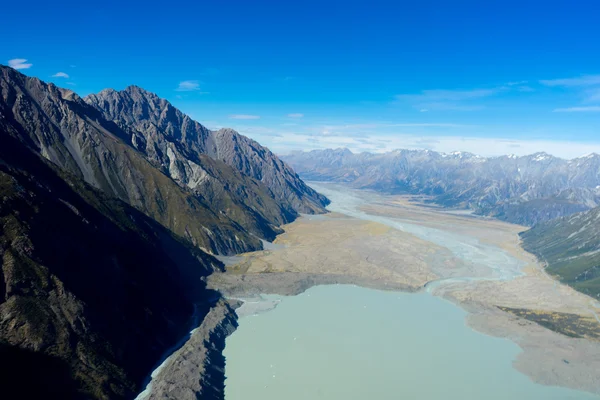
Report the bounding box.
[283,148,600,226]
[0,65,328,399]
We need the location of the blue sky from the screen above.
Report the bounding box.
[3,0,600,157]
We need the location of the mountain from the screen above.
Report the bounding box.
[84,86,328,216]
[283,148,600,225]
[521,206,600,299]
[0,131,221,399]
[1,66,328,256]
[0,66,326,399]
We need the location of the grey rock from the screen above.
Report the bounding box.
[84,86,329,217]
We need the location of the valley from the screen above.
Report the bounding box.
[214,183,600,397]
[2,64,600,399]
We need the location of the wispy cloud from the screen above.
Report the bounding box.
[542,74,600,109]
[264,132,600,159]
[553,106,600,112]
[540,75,600,87]
[176,80,202,91]
[287,113,304,118]
[516,86,535,92]
[506,80,528,86]
[52,72,69,78]
[229,114,260,120]
[397,88,499,102]
[66,82,76,86]
[396,88,502,111]
[8,58,32,70]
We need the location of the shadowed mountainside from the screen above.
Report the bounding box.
[0,131,222,399]
[521,206,600,299]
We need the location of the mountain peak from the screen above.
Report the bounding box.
[530,151,554,162]
[123,84,158,98]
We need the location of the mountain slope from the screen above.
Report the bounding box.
[521,207,600,299]
[283,148,600,225]
[84,86,329,216]
[0,66,296,254]
[0,131,222,399]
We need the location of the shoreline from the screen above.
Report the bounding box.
[135,299,241,400]
[142,185,600,399]
[209,185,600,396]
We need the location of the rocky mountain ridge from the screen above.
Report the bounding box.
[1,66,328,255]
[84,86,328,217]
[283,148,600,225]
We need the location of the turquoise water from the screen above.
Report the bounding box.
[225,285,598,400]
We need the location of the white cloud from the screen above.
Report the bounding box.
[583,87,600,103]
[553,106,600,112]
[516,86,535,92]
[540,75,600,87]
[506,80,528,86]
[8,58,32,70]
[225,120,600,159]
[541,75,600,110]
[396,87,503,111]
[229,114,260,120]
[397,88,499,102]
[261,132,600,160]
[287,113,304,118]
[52,72,69,78]
[176,80,201,91]
[66,82,76,86]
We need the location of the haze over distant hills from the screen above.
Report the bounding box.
[283,148,600,226]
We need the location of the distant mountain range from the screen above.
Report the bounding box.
[0,65,327,399]
[283,148,600,226]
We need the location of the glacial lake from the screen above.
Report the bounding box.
[224,284,598,400]
[224,183,599,399]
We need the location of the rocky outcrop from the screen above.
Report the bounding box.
[283,148,600,225]
[139,300,239,400]
[84,86,329,217]
[0,131,222,399]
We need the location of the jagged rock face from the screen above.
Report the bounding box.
[521,206,600,299]
[84,86,329,215]
[0,132,221,399]
[0,66,296,254]
[283,148,600,225]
